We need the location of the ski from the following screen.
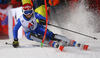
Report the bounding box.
[77,43,89,50]
[58,45,64,51]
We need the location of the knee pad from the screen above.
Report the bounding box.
[25,32,38,40]
[29,32,49,44]
[50,34,61,41]
[53,34,71,42]
[29,32,44,39]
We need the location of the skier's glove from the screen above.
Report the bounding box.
[13,39,19,48]
[39,19,46,25]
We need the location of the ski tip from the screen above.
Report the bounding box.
[58,46,64,51]
[83,45,89,50]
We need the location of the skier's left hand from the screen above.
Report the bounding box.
[13,39,19,48]
[39,19,46,25]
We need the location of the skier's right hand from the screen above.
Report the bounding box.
[39,19,46,25]
[13,39,19,48]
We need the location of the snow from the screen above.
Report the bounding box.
[0,0,100,58]
[0,38,100,58]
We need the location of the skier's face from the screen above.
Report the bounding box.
[25,14,32,18]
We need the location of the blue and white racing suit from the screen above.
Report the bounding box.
[13,12,53,40]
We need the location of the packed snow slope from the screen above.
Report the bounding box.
[0,38,100,58]
[0,0,100,58]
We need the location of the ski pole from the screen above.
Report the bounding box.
[48,24,97,40]
[5,42,12,45]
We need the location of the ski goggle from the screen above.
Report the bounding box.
[23,10,33,15]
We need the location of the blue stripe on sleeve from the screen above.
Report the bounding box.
[13,18,22,39]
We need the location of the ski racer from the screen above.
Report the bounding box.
[13,3,88,51]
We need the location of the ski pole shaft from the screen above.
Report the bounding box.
[5,42,12,45]
[48,24,97,40]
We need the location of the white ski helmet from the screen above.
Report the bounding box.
[22,3,34,15]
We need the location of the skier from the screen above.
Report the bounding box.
[13,3,88,51]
